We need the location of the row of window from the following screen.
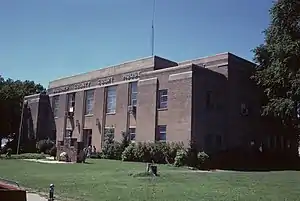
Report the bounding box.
[52,82,169,117]
[102,125,166,142]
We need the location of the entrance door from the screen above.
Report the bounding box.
[83,129,92,148]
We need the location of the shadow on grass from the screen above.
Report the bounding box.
[207,150,300,172]
[219,166,300,172]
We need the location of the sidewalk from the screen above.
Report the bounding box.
[27,192,48,201]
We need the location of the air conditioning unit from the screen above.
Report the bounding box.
[68,107,74,117]
[128,105,136,114]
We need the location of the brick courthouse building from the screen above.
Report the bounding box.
[22,52,297,156]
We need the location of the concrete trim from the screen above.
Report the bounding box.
[206,62,228,68]
[169,71,193,81]
[49,57,155,88]
[142,63,195,76]
[138,77,157,86]
[179,52,229,65]
[24,94,40,99]
[27,98,40,103]
[48,79,138,97]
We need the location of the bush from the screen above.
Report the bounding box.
[6,148,12,158]
[122,143,137,161]
[36,139,55,154]
[90,152,102,159]
[49,146,57,158]
[102,141,123,160]
[197,151,210,169]
[5,153,46,160]
[174,149,188,167]
[121,142,184,164]
[135,142,151,162]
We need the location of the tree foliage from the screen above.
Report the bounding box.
[252,0,300,128]
[0,75,45,139]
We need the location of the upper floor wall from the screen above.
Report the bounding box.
[48,56,178,90]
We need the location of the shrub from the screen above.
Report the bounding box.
[122,143,137,161]
[167,142,184,163]
[197,151,210,169]
[6,153,46,160]
[174,149,188,167]
[135,142,151,162]
[102,141,123,160]
[6,148,12,158]
[120,131,130,151]
[121,142,185,164]
[36,139,54,154]
[90,152,102,159]
[49,146,57,158]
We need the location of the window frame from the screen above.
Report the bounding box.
[85,89,95,115]
[157,125,167,142]
[106,86,117,114]
[158,89,168,109]
[67,92,76,112]
[130,82,138,107]
[129,127,136,142]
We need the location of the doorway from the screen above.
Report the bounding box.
[83,129,92,148]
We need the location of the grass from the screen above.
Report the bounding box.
[0,159,300,201]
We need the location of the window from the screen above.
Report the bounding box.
[104,127,115,140]
[130,82,138,106]
[158,89,168,109]
[106,86,117,113]
[52,95,59,117]
[85,90,94,115]
[129,127,136,141]
[206,91,212,109]
[67,93,76,112]
[157,125,166,142]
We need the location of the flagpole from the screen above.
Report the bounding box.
[151,0,156,56]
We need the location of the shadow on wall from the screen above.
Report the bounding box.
[36,94,57,141]
[21,94,56,152]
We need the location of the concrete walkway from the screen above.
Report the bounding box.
[26,192,48,201]
[23,158,73,164]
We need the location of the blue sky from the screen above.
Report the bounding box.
[0,0,273,88]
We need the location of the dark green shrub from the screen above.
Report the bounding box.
[6,148,12,158]
[36,139,54,154]
[150,142,166,163]
[49,146,57,158]
[90,152,102,159]
[186,140,199,167]
[167,142,184,163]
[102,141,122,160]
[120,131,130,151]
[174,149,188,167]
[122,143,137,161]
[197,151,210,169]
[135,142,151,162]
[121,142,185,164]
[6,153,46,160]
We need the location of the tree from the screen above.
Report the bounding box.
[252,0,300,134]
[0,77,45,140]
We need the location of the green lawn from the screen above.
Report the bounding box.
[0,159,299,201]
